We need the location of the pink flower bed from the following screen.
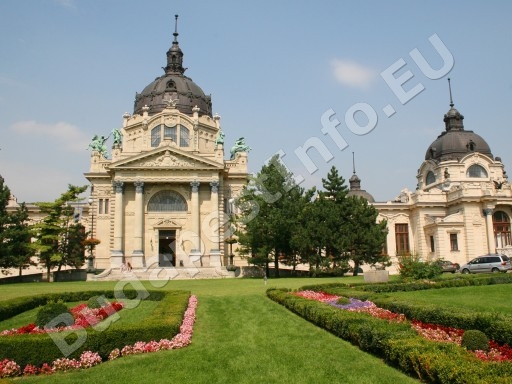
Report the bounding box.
[0,295,198,378]
[294,290,512,362]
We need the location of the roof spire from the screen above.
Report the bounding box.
[443,77,464,131]
[173,14,179,43]
[165,13,185,74]
[448,77,454,107]
[352,152,356,174]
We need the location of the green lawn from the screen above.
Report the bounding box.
[0,277,420,383]
[380,283,512,312]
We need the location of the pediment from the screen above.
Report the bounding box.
[109,147,223,170]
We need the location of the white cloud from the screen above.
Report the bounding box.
[330,59,377,90]
[10,120,89,152]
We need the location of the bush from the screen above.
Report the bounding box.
[461,330,489,352]
[398,255,443,280]
[336,297,351,305]
[35,301,72,329]
[87,295,108,309]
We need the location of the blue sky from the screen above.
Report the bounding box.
[1,0,511,203]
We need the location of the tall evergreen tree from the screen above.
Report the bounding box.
[236,155,309,277]
[2,202,35,275]
[343,196,389,276]
[0,175,12,270]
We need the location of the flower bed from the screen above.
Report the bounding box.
[0,295,197,378]
[0,301,124,336]
[294,290,512,362]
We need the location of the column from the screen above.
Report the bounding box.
[111,181,124,268]
[189,181,201,264]
[132,181,145,268]
[209,180,221,267]
[483,208,495,254]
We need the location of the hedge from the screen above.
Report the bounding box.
[0,289,189,367]
[267,288,512,384]
[304,276,512,347]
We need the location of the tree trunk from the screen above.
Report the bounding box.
[274,254,280,278]
[353,260,360,276]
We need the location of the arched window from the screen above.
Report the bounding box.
[180,126,190,147]
[151,126,161,147]
[426,171,436,185]
[164,125,177,142]
[466,164,488,178]
[493,211,511,248]
[148,191,187,212]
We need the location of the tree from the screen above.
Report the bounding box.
[2,203,35,275]
[0,176,35,275]
[236,155,309,277]
[0,175,11,269]
[299,166,351,275]
[343,196,389,276]
[32,185,88,278]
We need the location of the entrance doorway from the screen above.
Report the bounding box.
[158,230,176,267]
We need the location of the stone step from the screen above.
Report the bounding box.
[88,266,236,281]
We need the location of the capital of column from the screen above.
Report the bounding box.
[483,208,494,216]
[134,181,144,193]
[113,181,124,194]
[210,181,219,193]
[191,180,200,193]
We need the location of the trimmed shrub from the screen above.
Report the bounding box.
[35,301,72,329]
[461,330,489,352]
[87,295,108,309]
[0,290,189,367]
[336,297,351,305]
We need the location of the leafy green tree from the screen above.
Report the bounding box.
[32,185,88,277]
[236,155,310,277]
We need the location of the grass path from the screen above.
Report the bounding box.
[7,278,419,383]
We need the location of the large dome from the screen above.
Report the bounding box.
[425,105,493,162]
[134,74,212,117]
[133,16,212,117]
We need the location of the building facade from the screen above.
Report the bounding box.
[372,98,512,272]
[84,19,248,271]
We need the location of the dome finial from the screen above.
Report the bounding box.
[164,13,185,75]
[352,151,356,175]
[448,77,454,107]
[173,14,179,43]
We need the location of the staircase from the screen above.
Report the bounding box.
[88,266,236,281]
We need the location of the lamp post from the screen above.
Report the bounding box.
[87,196,95,272]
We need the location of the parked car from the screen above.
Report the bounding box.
[437,260,460,273]
[460,254,511,274]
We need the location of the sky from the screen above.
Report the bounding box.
[1,0,511,203]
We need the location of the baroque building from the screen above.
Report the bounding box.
[84,17,248,273]
[373,85,512,271]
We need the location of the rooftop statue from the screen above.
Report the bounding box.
[230,137,251,160]
[215,130,225,147]
[87,134,108,158]
[112,128,123,147]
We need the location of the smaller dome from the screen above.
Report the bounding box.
[347,172,375,203]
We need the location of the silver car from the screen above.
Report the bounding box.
[460,254,511,274]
